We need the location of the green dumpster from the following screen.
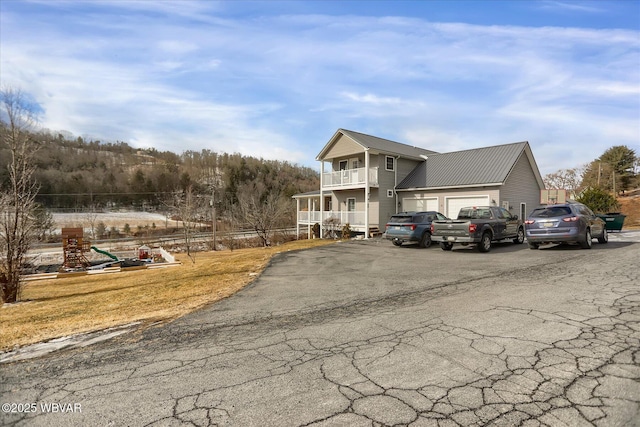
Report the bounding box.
[597,213,626,231]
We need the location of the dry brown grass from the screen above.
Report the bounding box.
[618,196,640,229]
[0,239,337,351]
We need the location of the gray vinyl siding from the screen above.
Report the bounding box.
[378,195,395,224]
[501,152,543,217]
[332,191,361,219]
[390,158,422,216]
[369,189,380,226]
[376,154,394,190]
[397,158,421,183]
[375,155,397,222]
[373,156,422,219]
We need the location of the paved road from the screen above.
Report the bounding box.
[1,234,639,426]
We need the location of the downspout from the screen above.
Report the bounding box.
[394,155,399,213]
[418,155,429,212]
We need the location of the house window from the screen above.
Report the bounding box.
[385,156,395,171]
[339,160,348,171]
[387,189,394,198]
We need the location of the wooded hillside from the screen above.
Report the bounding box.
[0,125,319,214]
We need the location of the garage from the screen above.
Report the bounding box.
[445,196,490,219]
[403,197,438,212]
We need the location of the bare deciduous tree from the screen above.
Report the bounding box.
[171,185,206,264]
[543,167,584,194]
[85,203,100,239]
[235,182,291,247]
[0,87,40,303]
[33,204,55,242]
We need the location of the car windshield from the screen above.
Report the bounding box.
[530,206,572,218]
[389,216,413,223]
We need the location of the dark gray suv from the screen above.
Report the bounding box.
[524,202,608,249]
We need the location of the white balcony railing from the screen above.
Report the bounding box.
[322,167,378,188]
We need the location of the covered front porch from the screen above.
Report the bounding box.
[293,191,375,238]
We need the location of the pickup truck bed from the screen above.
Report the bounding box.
[431,206,525,252]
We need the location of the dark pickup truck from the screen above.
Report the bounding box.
[430,206,525,252]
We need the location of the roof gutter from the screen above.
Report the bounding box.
[397,182,504,192]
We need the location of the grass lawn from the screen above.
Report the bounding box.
[1,239,336,351]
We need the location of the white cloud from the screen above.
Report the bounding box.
[1,4,638,173]
[538,1,605,13]
[592,82,640,96]
[340,92,403,106]
[157,40,199,55]
[402,127,470,154]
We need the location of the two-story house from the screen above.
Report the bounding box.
[294,129,544,238]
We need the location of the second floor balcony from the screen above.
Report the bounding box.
[322,167,378,189]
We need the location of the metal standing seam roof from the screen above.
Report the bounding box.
[318,129,439,160]
[397,141,529,189]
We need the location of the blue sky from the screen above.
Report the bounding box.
[1,0,639,175]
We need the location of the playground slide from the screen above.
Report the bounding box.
[91,246,118,261]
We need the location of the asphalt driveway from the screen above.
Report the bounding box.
[1,234,639,426]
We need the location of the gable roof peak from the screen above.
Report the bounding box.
[317,128,438,161]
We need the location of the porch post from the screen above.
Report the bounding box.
[307,197,311,239]
[296,197,300,239]
[365,149,370,239]
[320,162,324,238]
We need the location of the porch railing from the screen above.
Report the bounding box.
[321,167,378,188]
[298,211,366,226]
[297,211,322,224]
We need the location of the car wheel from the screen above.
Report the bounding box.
[419,232,432,248]
[528,242,539,250]
[579,228,592,249]
[597,228,608,244]
[392,239,402,247]
[440,242,453,251]
[513,227,525,244]
[478,232,492,253]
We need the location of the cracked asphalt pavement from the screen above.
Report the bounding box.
[1,234,639,426]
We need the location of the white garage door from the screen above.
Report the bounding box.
[403,197,438,212]
[446,196,490,219]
